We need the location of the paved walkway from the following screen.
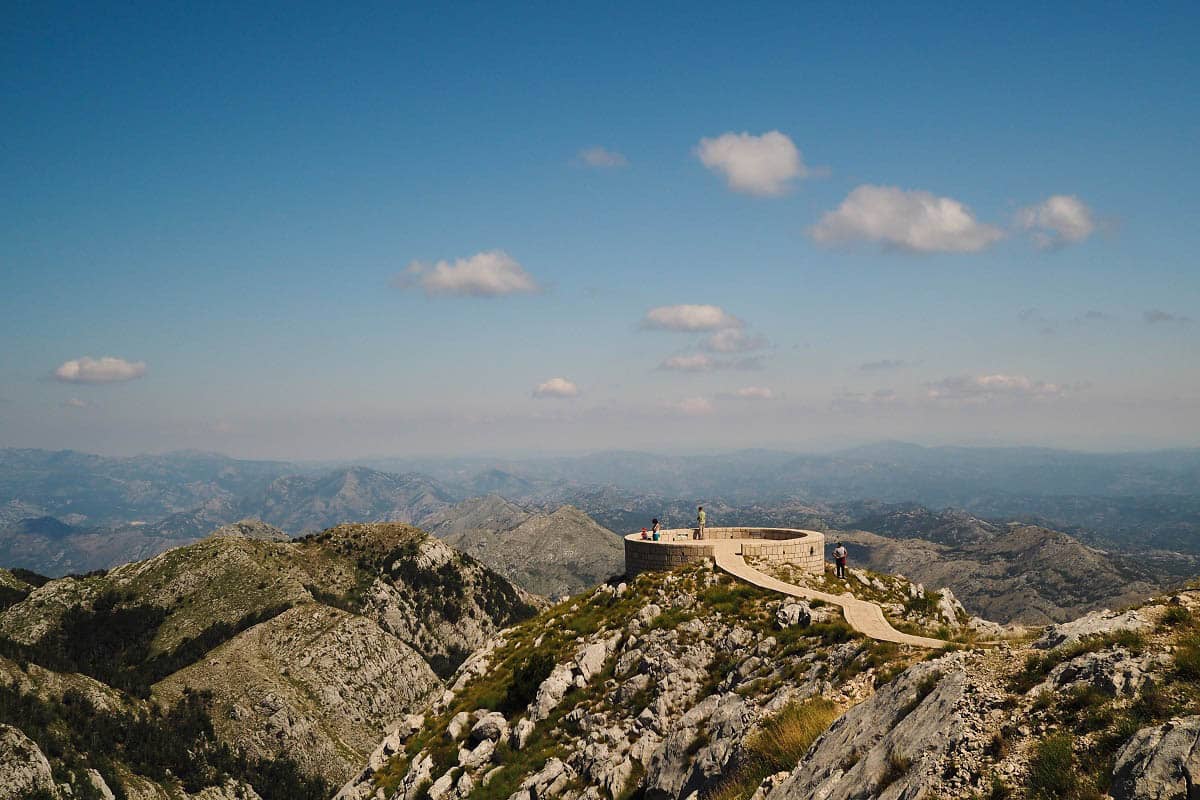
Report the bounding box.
[710,543,949,649]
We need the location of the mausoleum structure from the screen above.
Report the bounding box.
[624,526,826,579]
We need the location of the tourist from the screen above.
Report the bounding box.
[695,506,706,540]
[833,541,848,579]
[651,518,661,541]
[641,526,648,540]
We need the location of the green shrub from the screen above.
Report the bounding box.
[1027,734,1079,799]
[1174,634,1200,680]
[1161,605,1193,628]
[503,651,555,715]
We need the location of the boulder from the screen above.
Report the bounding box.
[575,642,608,681]
[512,718,536,750]
[471,712,509,744]
[1112,716,1200,800]
[446,711,472,741]
[0,724,58,800]
[530,664,574,722]
[776,602,813,628]
[1035,609,1148,650]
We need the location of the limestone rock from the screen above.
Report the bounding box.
[0,724,59,800]
[1035,608,1148,650]
[1112,716,1200,800]
[471,712,509,743]
[776,601,812,628]
[766,659,967,800]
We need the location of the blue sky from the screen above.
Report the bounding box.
[2,2,1198,458]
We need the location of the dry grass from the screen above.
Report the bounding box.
[703,698,840,800]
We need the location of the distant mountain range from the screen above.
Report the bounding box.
[426,496,625,598]
[2,444,1199,580]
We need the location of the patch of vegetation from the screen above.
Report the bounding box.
[1173,633,1200,680]
[1027,733,1096,800]
[702,698,840,800]
[11,568,51,587]
[503,651,555,716]
[0,680,330,800]
[1160,604,1193,628]
[878,751,912,791]
[0,596,291,697]
[0,584,29,611]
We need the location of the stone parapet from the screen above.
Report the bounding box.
[624,527,826,579]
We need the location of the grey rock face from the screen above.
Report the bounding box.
[766,659,968,800]
[0,724,59,800]
[471,712,509,743]
[1112,716,1200,800]
[776,601,812,628]
[1035,608,1149,650]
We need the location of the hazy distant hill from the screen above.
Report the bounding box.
[427,496,624,597]
[250,466,455,533]
[832,506,1166,624]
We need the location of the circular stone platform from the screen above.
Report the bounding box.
[624,526,826,579]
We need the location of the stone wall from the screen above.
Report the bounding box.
[624,527,826,579]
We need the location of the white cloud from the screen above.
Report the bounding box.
[926,374,1068,403]
[695,131,807,196]
[533,377,580,398]
[702,328,768,353]
[53,356,147,384]
[809,185,1003,253]
[672,396,714,415]
[735,386,773,400]
[396,250,540,297]
[1017,195,1096,248]
[63,397,91,409]
[832,388,900,411]
[642,304,742,332]
[577,146,628,168]
[1144,309,1192,325]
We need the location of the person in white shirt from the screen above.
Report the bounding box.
[832,542,848,579]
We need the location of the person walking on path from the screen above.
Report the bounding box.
[832,541,848,580]
[695,506,706,540]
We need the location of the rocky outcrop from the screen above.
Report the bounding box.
[155,603,441,783]
[1034,608,1149,650]
[1111,717,1200,800]
[766,659,971,800]
[430,499,623,598]
[210,518,290,541]
[0,724,58,799]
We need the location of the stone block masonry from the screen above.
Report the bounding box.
[624,527,826,579]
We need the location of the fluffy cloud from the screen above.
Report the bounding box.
[642,304,742,332]
[53,356,147,384]
[577,146,628,168]
[809,185,1003,253]
[735,386,773,400]
[832,388,900,411]
[926,374,1067,403]
[672,396,714,415]
[63,397,91,409]
[859,359,910,372]
[702,328,768,353]
[1144,309,1192,324]
[1017,195,1096,248]
[533,377,580,398]
[695,131,807,196]
[396,250,540,297]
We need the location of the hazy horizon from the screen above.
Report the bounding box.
[4,4,1198,458]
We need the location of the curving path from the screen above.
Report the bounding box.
[709,542,949,649]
